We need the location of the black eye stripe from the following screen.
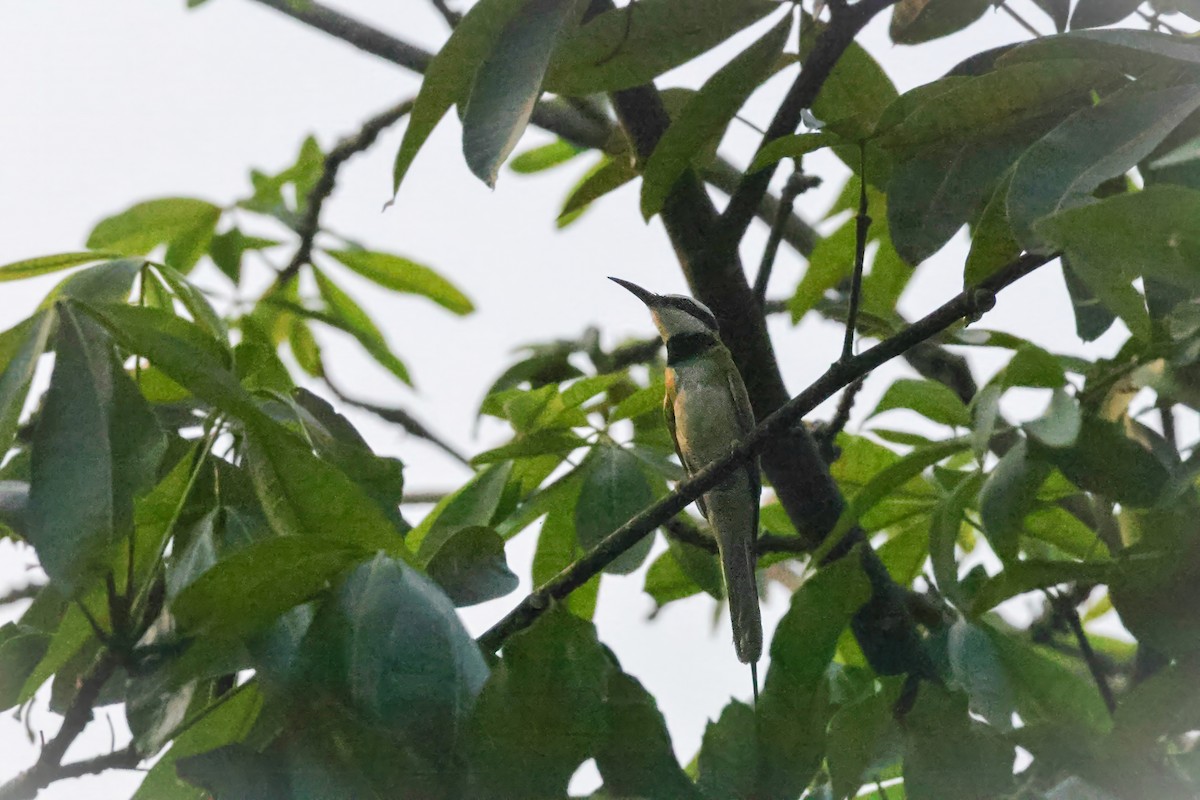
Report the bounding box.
[658,296,719,331]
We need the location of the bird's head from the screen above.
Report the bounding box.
[608,277,719,343]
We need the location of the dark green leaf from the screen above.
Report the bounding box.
[811,36,899,142]
[543,0,776,95]
[300,553,489,776]
[1070,0,1143,28]
[749,131,844,173]
[412,462,513,559]
[696,701,758,799]
[978,438,1050,561]
[575,444,656,574]
[964,171,1020,287]
[947,620,1016,730]
[245,425,410,558]
[393,0,530,191]
[208,228,279,284]
[1009,82,1200,249]
[827,682,902,800]
[313,267,411,385]
[533,502,599,618]
[0,312,55,457]
[1037,416,1168,506]
[970,559,1114,615]
[461,0,584,186]
[172,536,369,639]
[86,198,221,260]
[0,625,50,711]
[1001,343,1065,389]
[869,379,971,428]
[930,473,982,604]
[468,604,608,798]
[324,248,474,315]
[1032,0,1070,31]
[425,525,518,606]
[595,667,699,798]
[902,684,1014,800]
[471,429,588,465]
[889,0,991,45]
[640,14,790,219]
[48,258,142,304]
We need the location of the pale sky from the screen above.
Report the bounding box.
[0,2,1168,796]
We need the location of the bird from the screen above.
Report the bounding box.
[609,277,763,685]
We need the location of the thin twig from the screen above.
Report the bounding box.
[429,0,461,27]
[0,654,120,800]
[998,1,1043,37]
[323,377,471,466]
[664,508,812,556]
[1051,591,1118,716]
[273,98,415,289]
[0,581,45,606]
[717,0,900,248]
[478,253,1052,652]
[753,167,819,305]
[841,149,871,363]
[1158,397,1178,453]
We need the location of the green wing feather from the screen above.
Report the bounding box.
[664,377,708,518]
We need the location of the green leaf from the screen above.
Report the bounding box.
[313,267,412,385]
[425,525,518,606]
[45,258,143,305]
[152,264,230,345]
[471,429,587,465]
[595,667,699,798]
[208,228,279,284]
[947,619,1016,731]
[1032,0,1070,30]
[78,302,262,424]
[640,14,790,219]
[172,536,369,639]
[86,198,221,265]
[557,155,637,226]
[610,380,665,422]
[811,35,899,143]
[575,444,656,574]
[749,131,844,173]
[26,307,124,593]
[754,552,872,798]
[0,625,50,711]
[1024,388,1082,448]
[978,438,1050,561]
[461,0,585,186]
[696,701,758,799]
[902,684,1014,800]
[1070,0,1143,28]
[245,425,410,559]
[964,171,1020,287]
[533,502,599,618]
[888,129,1032,265]
[821,439,969,559]
[299,553,489,776]
[1009,81,1200,249]
[984,623,1113,735]
[0,251,122,282]
[930,473,982,604]
[869,379,971,428]
[509,139,583,173]
[970,559,1114,616]
[468,605,609,798]
[411,462,513,559]
[392,0,530,191]
[875,60,1119,155]
[1037,416,1168,507]
[889,0,991,45]
[132,683,263,800]
[0,312,55,458]
[543,0,777,95]
[1037,186,1200,340]
[827,682,902,800]
[1000,343,1066,389]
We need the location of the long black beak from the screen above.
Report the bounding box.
[608,276,658,306]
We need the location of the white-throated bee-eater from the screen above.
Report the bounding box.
[610,277,763,668]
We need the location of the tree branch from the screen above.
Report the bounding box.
[717,0,901,246]
[0,654,122,800]
[273,97,415,289]
[478,253,1052,652]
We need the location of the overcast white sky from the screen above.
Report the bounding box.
[0,2,1177,796]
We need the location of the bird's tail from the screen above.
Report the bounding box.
[720,531,763,665]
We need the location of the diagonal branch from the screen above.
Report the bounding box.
[478,253,1053,652]
[273,97,415,289]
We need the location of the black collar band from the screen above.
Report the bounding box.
[667,332,717,365]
